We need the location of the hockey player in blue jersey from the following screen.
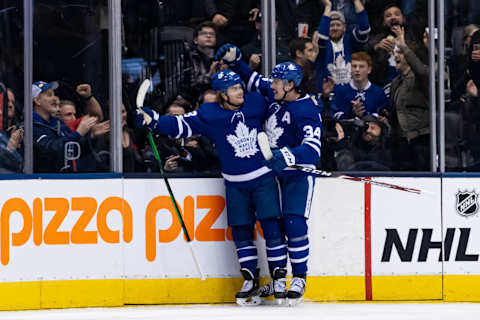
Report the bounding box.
[133,70,287,306]
[215,44,323,306]
[330,51,388,120]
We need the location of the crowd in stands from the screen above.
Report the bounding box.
[1,0,480,173]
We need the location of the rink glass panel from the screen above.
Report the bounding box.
[33,0,111,173]
[0,0,24,174]
[443,1,480,172]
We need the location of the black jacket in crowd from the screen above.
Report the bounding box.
[32,112,92,173]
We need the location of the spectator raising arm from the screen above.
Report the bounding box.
[76,84,104,121]
[393,26,429,80]
[316,0,371,86]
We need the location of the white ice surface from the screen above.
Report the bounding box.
[0,302,480,320]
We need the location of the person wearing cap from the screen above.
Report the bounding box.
[316,0,370,90]
[133,69,286,306]
[365,2,427,97]
[32,81,97,172]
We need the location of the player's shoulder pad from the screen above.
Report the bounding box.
[309,94,323,108]
[291,94,323,118]
[297,94,323,109]
[244,91,268,104]
[244,91,264,99]
[196,102,220,115]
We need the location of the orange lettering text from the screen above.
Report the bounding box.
[44,198,69,245]
[71,197,98,244]
[97,197,133,244]
[1,198,32,265]
[195,196,226,241]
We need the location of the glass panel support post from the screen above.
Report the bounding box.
[108,0,123,173]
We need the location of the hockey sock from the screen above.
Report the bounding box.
[260,218,287,274]
[283,215,309,276]
[232,224,258,274]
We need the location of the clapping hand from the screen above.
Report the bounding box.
[248,8,259,22]
[164,155,180,171]
[91,120,110,137]
[352,98,366,117]
[6,126,24,151]
[334,122,344,142]
[392,25,406,48]
[376,36,395,53]
[472,48,480,62]
[467,80,478,97]
[77,115,97,136]
[322,77,335,96]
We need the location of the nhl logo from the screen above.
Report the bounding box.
[456,190,479,217]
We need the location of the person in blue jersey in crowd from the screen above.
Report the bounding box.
[215,44,323,306]
[133,70,287,306]
[329,52,389,120]
[316,0,370,87]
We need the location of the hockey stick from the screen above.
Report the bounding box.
[137,79,206,280]
[257,132,425,195]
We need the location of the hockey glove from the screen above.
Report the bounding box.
[265,147,295,174]
[133,106,159,131]
[215,44,242,66]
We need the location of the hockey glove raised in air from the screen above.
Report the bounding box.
[265,147,295,174]
[133,106,159,131]
[215,44,242,66]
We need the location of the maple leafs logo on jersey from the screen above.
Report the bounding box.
[226,122,259,158]
[327,55,351,85]
[265,114,284,148]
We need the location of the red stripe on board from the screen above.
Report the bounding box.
[364,178,372,300]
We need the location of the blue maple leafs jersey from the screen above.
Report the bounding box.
[330,81,389,119]
[316,9,371,85]
[151,92,272,186]
[233,60,323,175]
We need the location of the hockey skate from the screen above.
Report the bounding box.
[287,276,306,307]
[259,267,287,305]
[236,268,261,306]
